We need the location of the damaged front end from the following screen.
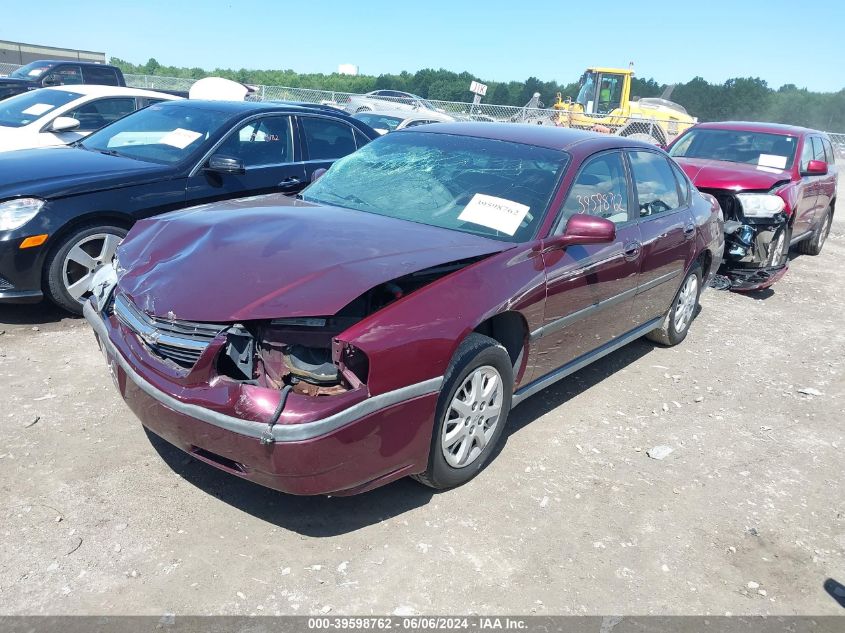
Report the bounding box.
[703,190,790,292]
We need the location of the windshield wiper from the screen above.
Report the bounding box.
[94,148,123,157]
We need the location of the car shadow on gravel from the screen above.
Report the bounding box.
[0,300,75,326]
[503,337,655,440]
[145,319,685,536]
[146,429,436,536]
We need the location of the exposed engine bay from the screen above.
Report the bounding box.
[704,189,790,291]
[215,256,486,394]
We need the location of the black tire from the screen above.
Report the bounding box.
[355,106,372,113]
[795,207,831,256]
[646,264,702,347]
[767,224,792,266]
[44,223,127,315]
[413,333,513,490]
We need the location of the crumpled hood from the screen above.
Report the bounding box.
[0,146,169,199]
[117,195,512,322]
[675,157,791,191]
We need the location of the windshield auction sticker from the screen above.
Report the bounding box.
[159,128,203,149]
[22,103,55,116]
[458,194,529,236]
[757,153,787,169]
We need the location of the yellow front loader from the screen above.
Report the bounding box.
[553,66,696,145]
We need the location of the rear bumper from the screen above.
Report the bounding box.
[84,300,439,495]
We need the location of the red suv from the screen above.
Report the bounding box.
[668,121,838,290]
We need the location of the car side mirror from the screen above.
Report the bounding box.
[48,116,80,133]
[537,214,616,253]
[206,154,245,174]
[803,159,828,176]
[41,76,60,87]
[311,168,327,183]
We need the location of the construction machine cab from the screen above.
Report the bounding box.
[574,68,630,115]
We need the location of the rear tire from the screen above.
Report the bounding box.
[44,223,127,315]
[646,264,702,347]
[795,207,831,256]
[413,333,513,490]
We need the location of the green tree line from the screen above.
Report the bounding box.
[111,58,845,131]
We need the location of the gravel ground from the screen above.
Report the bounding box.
[1,192,843,617]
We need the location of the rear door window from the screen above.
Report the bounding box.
[670,161,691,205]
[67,97,136,131]
[82,65,121,86]
[822,138,835,164]
[627,150,681,217]
[300,117,358,160]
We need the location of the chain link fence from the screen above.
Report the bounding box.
[2,63,844,151]
[122,74,699,145]
[0,62,22,76]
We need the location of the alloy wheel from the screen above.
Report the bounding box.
[62,232,122,302]
[673,274,699,334]
[768,229,787,266]
[441,366,504,468]
[819,212,831,249]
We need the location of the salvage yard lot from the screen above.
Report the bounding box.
[1,183,843,616]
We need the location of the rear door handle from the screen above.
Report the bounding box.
[623,241,641,261]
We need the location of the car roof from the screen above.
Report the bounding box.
[401,122,659,152]
[693,120,823,137]
[356,109,448,121]
[155,99,357,117]
[28,60,116,68]
[40,85,180,99]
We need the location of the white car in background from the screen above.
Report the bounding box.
[353,109,456,135]
[0,85,180,152]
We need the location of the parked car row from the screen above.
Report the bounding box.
[0,85,837,498]
[0,99,377,311]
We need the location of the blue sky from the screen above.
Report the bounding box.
[3,0,844,92]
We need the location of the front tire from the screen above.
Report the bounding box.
[413,333,513,490]
[44,224,127,315]
[646,264,702,347]
[796,207,831,256]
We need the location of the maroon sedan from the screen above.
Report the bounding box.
[669,121,838,291]
[85,124,724,496]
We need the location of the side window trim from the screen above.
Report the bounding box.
[668,159,691,208]
[551,149,635,235]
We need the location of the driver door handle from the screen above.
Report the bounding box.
[683,222,696,239]
[623,241,641,261]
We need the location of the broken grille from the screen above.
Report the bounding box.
[113,294,225,368]
[700,189,739,219]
